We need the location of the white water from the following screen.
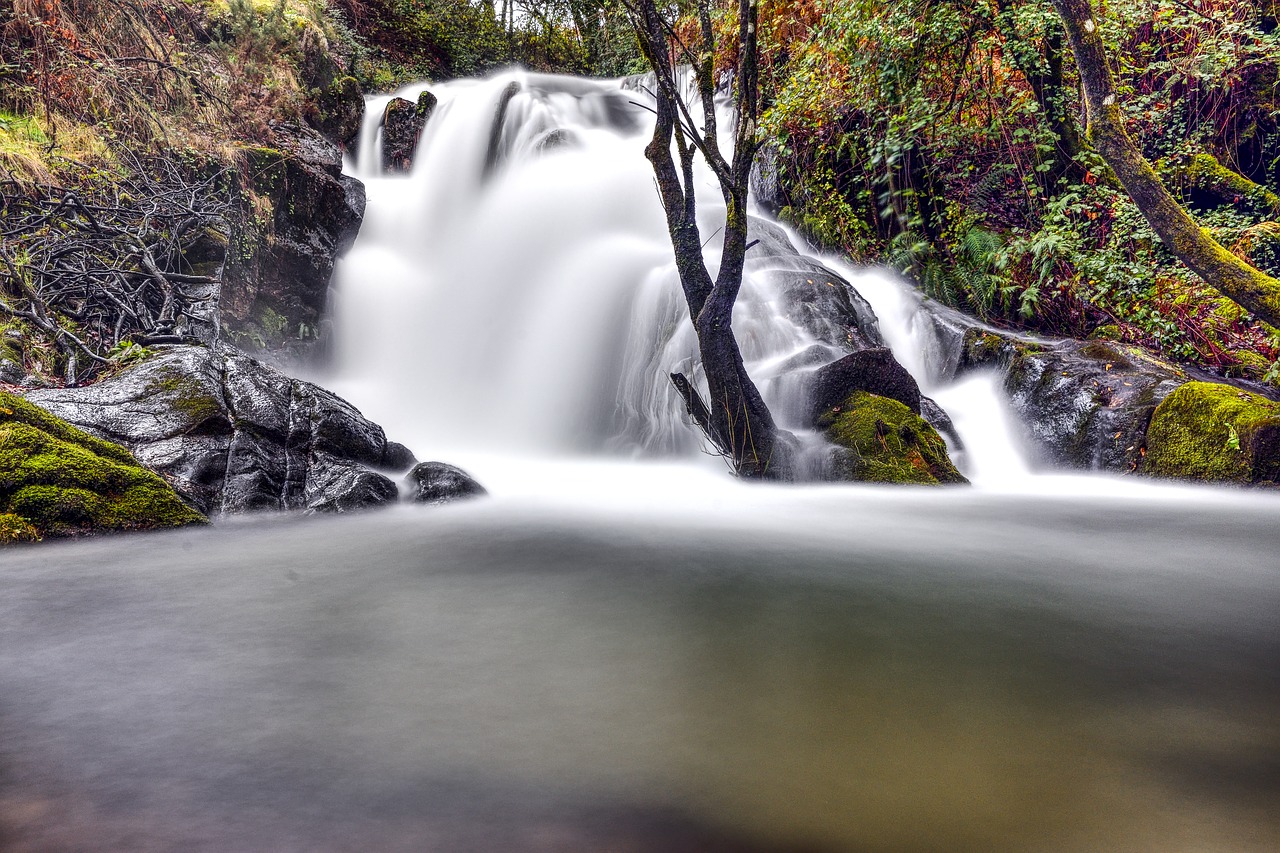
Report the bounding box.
[328,71,1049,494]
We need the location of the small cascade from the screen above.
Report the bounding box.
[329,70,1034,486]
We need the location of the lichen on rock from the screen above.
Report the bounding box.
[1141,381,1280,485]
[0,391,206,540]
[819,391,968,485]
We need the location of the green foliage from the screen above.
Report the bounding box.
[750,0,1280,373]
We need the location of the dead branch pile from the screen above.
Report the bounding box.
[0,153,231,383]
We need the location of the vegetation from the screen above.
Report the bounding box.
[735,0,1280,382]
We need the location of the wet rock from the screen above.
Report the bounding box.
[0,391,206,540]
[381,92,437,173]
[25,346,404,516]
[958,325,1188,471]
[747,217,883,351]
[402,462,487,505]
[1141,381,1280,485]
[312,76,364,149]
[807,347,922,423]
[382,441,418,471]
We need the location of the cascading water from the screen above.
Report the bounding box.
[327,71,1030,490]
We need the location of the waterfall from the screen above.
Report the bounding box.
[328,70,1033,488]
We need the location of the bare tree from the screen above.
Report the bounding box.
[1051,0,1280,328]
[627,0,787,479]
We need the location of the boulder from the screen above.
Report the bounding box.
[1141,382,1280,485]
[807,348,922,423]
[402,462,487,505]
[25,346,405,516]
[958,326,1189,471]
[746,217,883,351]
[818,391,968,485]
[381,91,437,174]
[0,391,206,540]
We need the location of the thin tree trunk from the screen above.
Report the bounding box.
[1051,0,1280,328]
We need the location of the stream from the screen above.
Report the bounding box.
[0,71,1277,851]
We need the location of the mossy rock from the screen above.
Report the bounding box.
[819,391,968,485]
[1141,382,1280,485]
[0,391,207,539]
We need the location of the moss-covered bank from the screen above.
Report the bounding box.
[0,392,206,542]
[820,391,968,485]
[1141,382,1280,486]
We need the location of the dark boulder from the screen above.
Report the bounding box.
[26,346,405,516]
[381,91,437,174]
[402,462,487,505]
[808,348,922,423]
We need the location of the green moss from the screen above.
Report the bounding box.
[0,391,206,539]
[143,369,222,423]
[1142,381,1280,485]
[819,391,967,485]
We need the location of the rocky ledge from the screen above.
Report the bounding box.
[25,346,418,517]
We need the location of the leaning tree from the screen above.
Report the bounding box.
[626,0,788,479]
[1050,0,1280,328]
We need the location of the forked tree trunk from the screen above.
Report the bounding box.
[1051,0,1280,328]
[631,0,785,478]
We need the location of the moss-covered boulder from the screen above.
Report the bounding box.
[0,391,206,541]
[1141,382,1280,485]
[819,391,967,485]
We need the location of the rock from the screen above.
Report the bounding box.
[1141,382,1280,485]
[381,92,437,174]
[959,326,1188,471]
[382,441,418,471]
[807,348,922,423]
[0,390,206,540]
[25,346,403,516]
[746,217,883,351]
[0,359,26,385]
[402,462,487,505]
[220,132,365,360]
[306,456,401,513]
[819,391,968,485]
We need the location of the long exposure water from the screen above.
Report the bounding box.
[1,71,1277,851]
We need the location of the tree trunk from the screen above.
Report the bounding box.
[630,0,785,478]
[1050,0,1280,329]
